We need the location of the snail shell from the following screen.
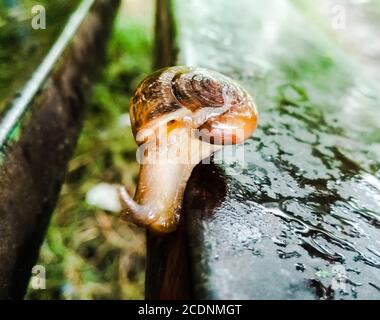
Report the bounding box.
[120,66,258,234]
[130,66,257,145]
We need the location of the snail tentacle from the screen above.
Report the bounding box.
[119,186,158,226]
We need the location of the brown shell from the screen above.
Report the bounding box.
[129,66,257,144]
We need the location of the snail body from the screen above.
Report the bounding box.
[119,66,258,234]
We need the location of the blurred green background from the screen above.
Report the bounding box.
[27,0,153,300]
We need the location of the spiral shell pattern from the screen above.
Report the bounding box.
[129,66,257,144]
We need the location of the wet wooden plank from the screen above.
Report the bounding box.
[148,0,380,299]
[0,0,120,299]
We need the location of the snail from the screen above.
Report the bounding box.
[119,66,258,234]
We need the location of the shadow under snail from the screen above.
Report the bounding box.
[119,66,258,234]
